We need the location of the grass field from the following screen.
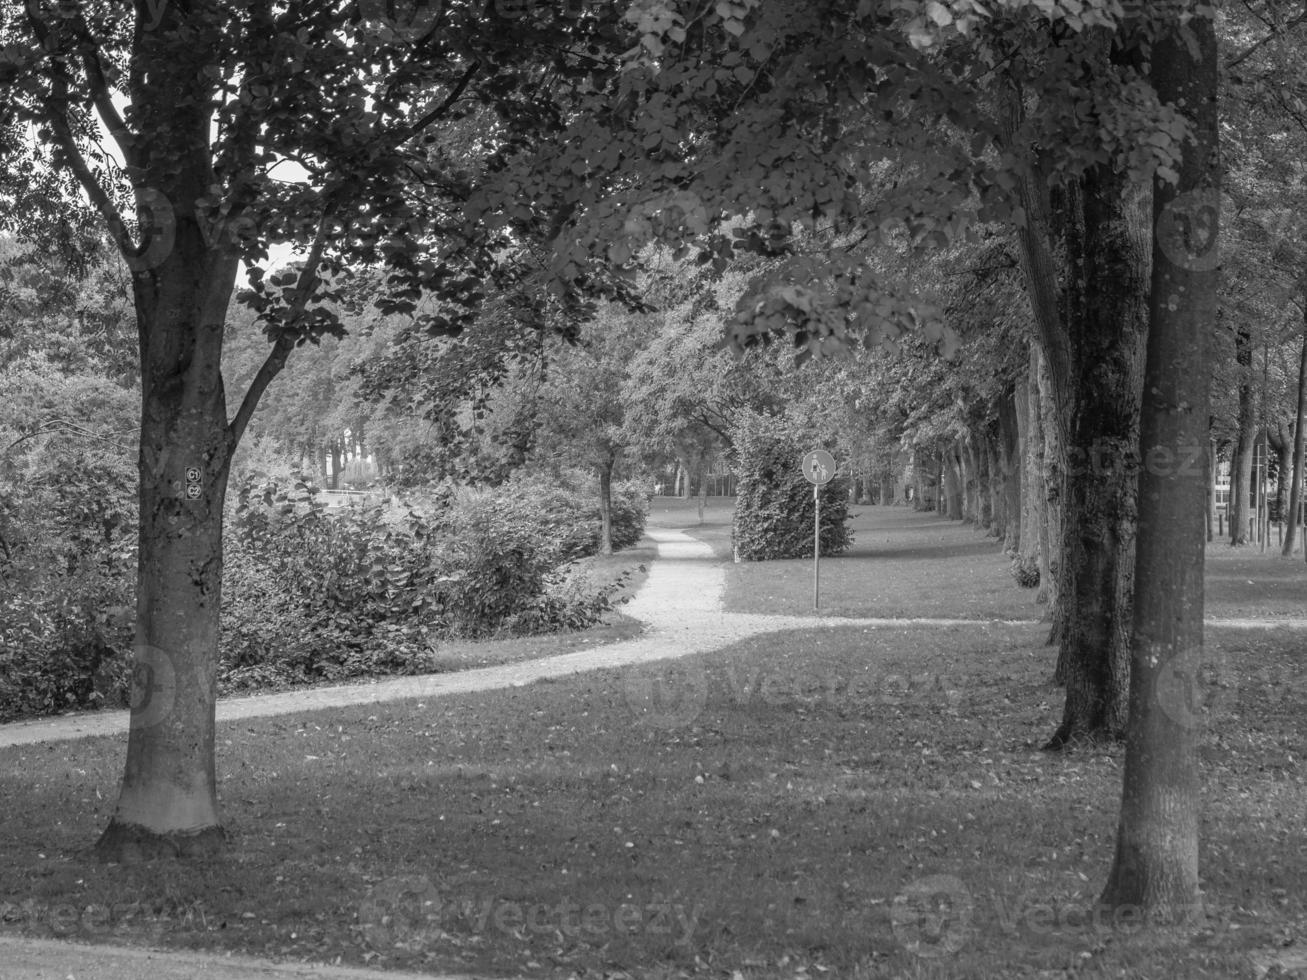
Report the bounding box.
[658,498,1307,624]
[0,500,1304,979]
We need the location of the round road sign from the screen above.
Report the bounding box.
[802,449,836,486]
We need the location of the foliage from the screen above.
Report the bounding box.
[1010,555,1040,589]
[510,469,649,560]
[0,354,138,721]
[219,471,641,692]
[731,412,851,561]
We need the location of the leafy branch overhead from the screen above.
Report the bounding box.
[470,0,1197,358]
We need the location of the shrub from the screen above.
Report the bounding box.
[0,359,137,721]
[731,413,852,561]
[1009,556,1040,588]
[493,469,648,561]
[218,472,632,691]
[221,479,445,689]
[608,479,649,550]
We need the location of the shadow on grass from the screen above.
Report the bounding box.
[0,622,1295,979]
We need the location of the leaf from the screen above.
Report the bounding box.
[925,2,953,27]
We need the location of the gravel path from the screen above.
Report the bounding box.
[0,527,1295,750]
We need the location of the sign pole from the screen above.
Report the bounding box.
[801,448,836,612]
[813,483,820,610]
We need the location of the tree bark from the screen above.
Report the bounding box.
[1230,325,1256,544]
[984,428,1002,537]
[943,447,963,519]
[1035,347,1064,629]
[1267,422,1292,525]
[92,37,244,856]
[1018,349,1044,583]
[1006,67,1144,744]
[1205,439,1216,542]
[330,439,342,490]
[597,457,614,555]
[1046,153,1148,748]
[1282,328,1307,555]
[998,387,1022,553]
[696,455,709,524]
[84,2,328,860]
[955,441,971,522]
[913,448,927,511]
[1100,9,1215,919]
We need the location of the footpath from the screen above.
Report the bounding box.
[0,529,1039,750]
[0,524,1300,978]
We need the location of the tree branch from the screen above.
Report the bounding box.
[1228,3,1307,69]
[70,14,139,172]
[24,1,136,259]
[226,212,332,450]
[396,62,481,145]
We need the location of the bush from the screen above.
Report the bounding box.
[219,472,635,691]
[0,359,137,721]
[608,479,649,550]
[221,479,446,689]
[731,413,852,561]
[1009,556,1040,588]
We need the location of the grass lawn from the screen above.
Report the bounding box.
[688,501,1307,623]
[1,501,1304,978]
[1,615,1304,978]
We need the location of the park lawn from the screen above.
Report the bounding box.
[714,506,1041,621]
[1203,541,1307,621]
[702,503,1307,623]
[0,621,1302,979]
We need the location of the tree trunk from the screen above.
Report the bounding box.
[1100,10,1215,919]
[985,429,1003,537]
[1035,347,1064,628]
[1205,439,1216,542]
[330,439,342,490]
[912,448,927,511]
[1230,325,1256,544]
[1267,422,1291,526]
[971,439,987,525]
[1019,351,1044,581]
[97,346,235,861]
[1006,72,1142,742]
[597,458,614,555]
[943,448,962,519]
[95,154,247,858]
[1046,153,1148,749]
[958,441,971,521]
[999,388,1022,553]
[891,451,907,507]
[696,455,709,524]
[1282,328,1307,556]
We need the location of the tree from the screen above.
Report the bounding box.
[505,0,1217,922]
[0,0,630,860]
[506,0,1197,748]
[534,305,647,553]
[1284,331,1307,555]
[1100,4,1217,919]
